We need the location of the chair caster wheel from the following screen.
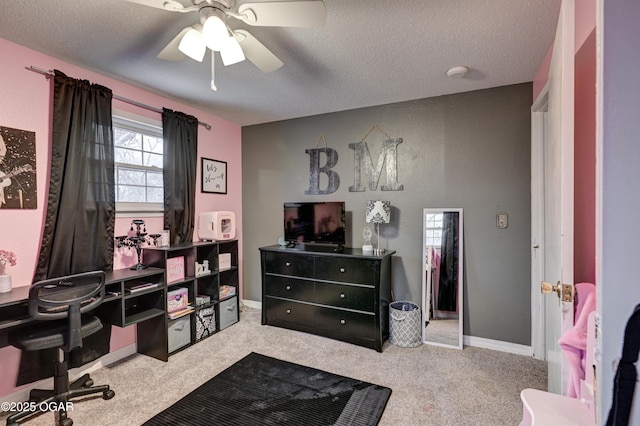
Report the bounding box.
[83,379,94,387]
[57,410,73,426]
[103,389,115,400]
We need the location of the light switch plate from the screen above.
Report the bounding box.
[497,212,508,229]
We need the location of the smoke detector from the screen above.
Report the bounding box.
[446,65,469,78]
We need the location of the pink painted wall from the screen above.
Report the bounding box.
[0,37,242,397]
[574,30,596,284]
[533,0,596,101]
[532,47,552,101]
[575,0,596,51]
[532,0,597,284]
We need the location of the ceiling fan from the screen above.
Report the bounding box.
[125,0,326,90]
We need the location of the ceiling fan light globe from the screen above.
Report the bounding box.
[177,28,206,62]
[220,37,245,66]
[203,14,229,51]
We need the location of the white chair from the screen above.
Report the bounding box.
[519,312,597,426]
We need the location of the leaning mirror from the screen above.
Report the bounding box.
[422,208,463,349]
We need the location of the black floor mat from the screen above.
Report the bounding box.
[143,352,392,426]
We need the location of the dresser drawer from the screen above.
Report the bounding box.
[314,257,376,285]
[264,276,314,302]
[264,252,314,278]
[314,282,375,311]
[315,307,375,340]
[265,298,315,326]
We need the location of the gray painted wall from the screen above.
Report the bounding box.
[242,83,532,345]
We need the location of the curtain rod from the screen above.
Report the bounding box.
[26,66,212,130]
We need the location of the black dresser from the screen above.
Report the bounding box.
[259,245,395,352]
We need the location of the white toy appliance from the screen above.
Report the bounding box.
[198,211,236,241]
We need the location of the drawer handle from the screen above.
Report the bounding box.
[340,293,346,299]
[340,319,346,325]
[339,267,346,273]
[286,309,291,314]
[286,285,291,291]
[285,262,291,267]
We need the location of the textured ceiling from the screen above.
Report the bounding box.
[0,0,561,126]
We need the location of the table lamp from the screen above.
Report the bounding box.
[365,200,391,255]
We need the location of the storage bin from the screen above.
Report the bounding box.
[389,301,422,348]
[196,307,216,340]
[219,296,238,330]
[168,316,191,352]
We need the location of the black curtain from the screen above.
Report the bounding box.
[35,70,115,280]
[162,108,198,244]
[437,212,459,312]
[19,70,115,385]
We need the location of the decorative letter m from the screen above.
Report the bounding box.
[348,138,404,192]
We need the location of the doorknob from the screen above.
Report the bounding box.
[541,281,573,302]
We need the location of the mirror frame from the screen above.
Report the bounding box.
[421,208,464,349]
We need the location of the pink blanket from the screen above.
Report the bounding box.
[558,282,596,398]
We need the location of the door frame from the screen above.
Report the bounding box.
[530,0,575,394]
[530,84,549,360]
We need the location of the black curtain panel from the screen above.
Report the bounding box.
[162,108,198,244]
[437,212,459,312]
[34,70,115,280]
[19,70,115,386]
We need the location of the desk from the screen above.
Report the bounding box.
[0,268,166,357]
[0,286,31,331]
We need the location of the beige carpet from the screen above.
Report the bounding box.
[1,306,546,425]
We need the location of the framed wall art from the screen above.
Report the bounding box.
[0,126,37,209]
[201,158,227,194]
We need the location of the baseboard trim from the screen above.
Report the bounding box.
[242,300,532,357]
[464,335,532,356]
[3,314,532,403]
[3,343,137,403]
[241,299,261,310]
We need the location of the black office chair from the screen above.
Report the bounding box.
[6,271,115,426]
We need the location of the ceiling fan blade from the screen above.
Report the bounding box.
[156,27,191,61]
[237,1,326,27]
[124,0,187,12]
[233,30,283,73]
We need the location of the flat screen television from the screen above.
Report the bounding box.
[284,201,346,245]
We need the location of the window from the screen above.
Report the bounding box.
[113,113,163,214]
[425,213,443,247]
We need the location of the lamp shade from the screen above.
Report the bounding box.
[202,9,229,51]
[220,36,245,66]
[178,28,206,62]
[365,200,391,224]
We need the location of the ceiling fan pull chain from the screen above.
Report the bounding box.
[210,54,217,92]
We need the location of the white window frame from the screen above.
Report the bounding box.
[425,212,444,248]
[113,110,164,217]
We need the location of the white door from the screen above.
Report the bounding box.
[531,0,575,395]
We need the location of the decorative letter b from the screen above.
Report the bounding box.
[305,148,340,195]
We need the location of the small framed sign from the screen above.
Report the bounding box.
[201,158,227,194]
